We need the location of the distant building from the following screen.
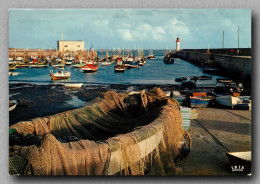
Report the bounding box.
[57,40,84,52]
[176,37,180,51]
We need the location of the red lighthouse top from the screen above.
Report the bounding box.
[176,37,180,42]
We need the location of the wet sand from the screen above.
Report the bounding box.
[9,83,251,175]
[9,83,194,125]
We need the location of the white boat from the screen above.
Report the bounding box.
[9,100,18,111]
[9,72,19,76]
[15,57,23,61]
[101,61,112,66]
[64,83,83,88]
[50,70,71,80]
[52,63,65,68]
[215,95,241,108]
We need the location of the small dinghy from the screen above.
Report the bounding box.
[9,100,18,111]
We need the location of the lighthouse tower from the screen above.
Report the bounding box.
[176,37,180,51]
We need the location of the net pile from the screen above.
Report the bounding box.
[9,88,190,176]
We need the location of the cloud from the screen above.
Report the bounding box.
[9,9,251,49]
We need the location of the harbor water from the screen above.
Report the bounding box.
[9,50,224,87]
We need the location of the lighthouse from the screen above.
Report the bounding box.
[176,37,180,51]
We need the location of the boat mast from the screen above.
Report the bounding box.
[62,32,64,63]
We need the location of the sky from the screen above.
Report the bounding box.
[9,9,251,50]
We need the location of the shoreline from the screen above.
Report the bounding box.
[9,82,216,126]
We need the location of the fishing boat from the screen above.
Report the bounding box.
[50,69,71,80]
[101,61,112,66]
[114,60,126,72]
[16,62,29,68]
[124,56,138,68]
[189,92,213,108]
[82,62,99,72]
[30,63,48,68]
[101,50,112,65]
[52,64,65,68]
[65,55,74,65]
[71,62,85,68]
[190,96,212,108]
[175,76,189,82]
[215,95,241,108]
[15,57,23,62]
[65,59,73,65]
[147,49,155,59]
[163,56,174,64]
[125,61,139,68]
[9,64,16,71]
[9,88,191,176]
[50,32,71,80]
[9,100,18,111]
[9,57,16,65]
[214,79,243,95]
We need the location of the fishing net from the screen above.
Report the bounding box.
[9,88,190,176]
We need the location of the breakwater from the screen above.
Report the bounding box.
[175,50,251,80]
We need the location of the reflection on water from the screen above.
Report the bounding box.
[65,95,84,108]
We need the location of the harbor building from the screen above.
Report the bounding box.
[57,40,85,52]
[176,37,180,51]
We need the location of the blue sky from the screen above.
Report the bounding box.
[9,9,251,50]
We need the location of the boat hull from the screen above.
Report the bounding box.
[82,65,99,72]
[9,100,18,111]
[50,72,71,80]
[190,96,211,108]
[215,95,241,108]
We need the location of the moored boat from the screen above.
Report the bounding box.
[50,69,71,80]
[30,63,48,68]
[9,100,18,111]
[114,60,126,72]
[147,49,155,59]
[9,64,16,71]
[215,95,241,108]
[82,62,99,72]
[189,92,213,108]
[175,76,189,82]
[214,78,243,95]
[71,63,85,68]
[190,96,212,108]
[163,56,174,64]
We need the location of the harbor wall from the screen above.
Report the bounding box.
[176,51,252,79]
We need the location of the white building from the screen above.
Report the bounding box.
[57,41,85,52]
